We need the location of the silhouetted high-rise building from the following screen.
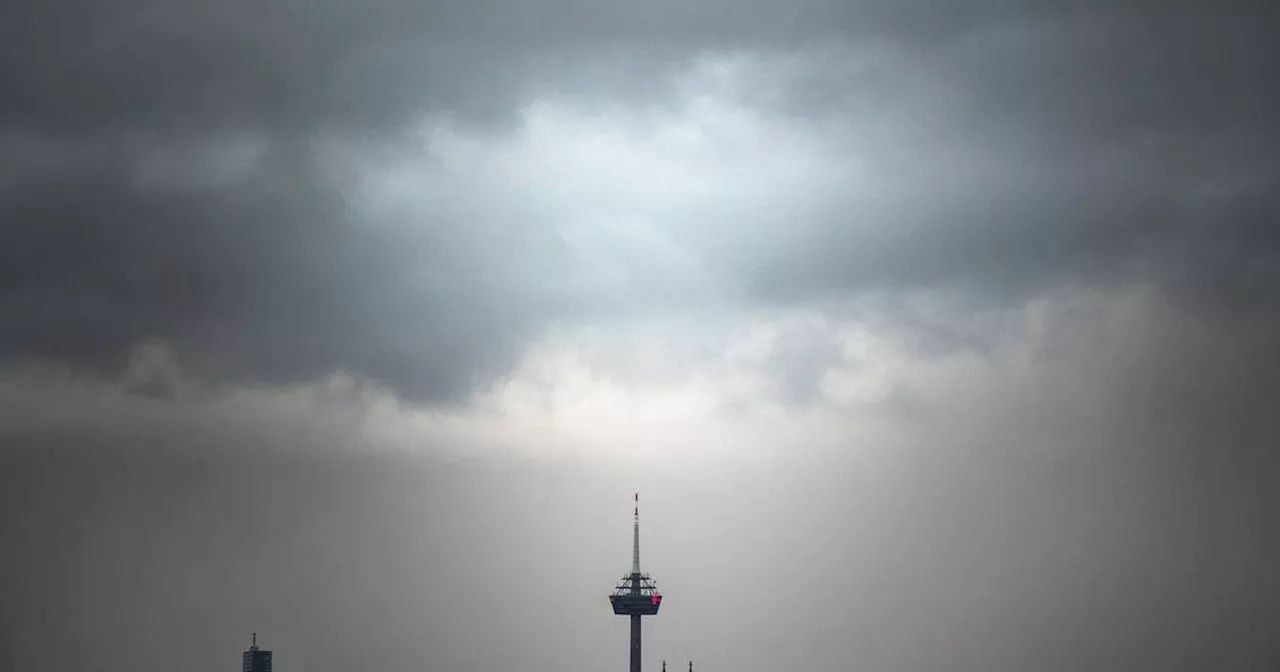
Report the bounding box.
[243,633,272,672]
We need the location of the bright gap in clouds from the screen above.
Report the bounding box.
[309,49,1140,467]
[354,50,867,298]
[331,53,880,464]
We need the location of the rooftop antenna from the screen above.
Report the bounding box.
[662,662,667,672]
[688,662,693,672]
[632,491,641,574]
[250,633,257,651]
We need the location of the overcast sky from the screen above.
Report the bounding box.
[3,1,1280,671]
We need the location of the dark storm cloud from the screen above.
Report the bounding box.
[0,0,1057,136]
[0,145,561,401]
[6,0,1274,142]
[2,0,1279,402]
[714,5,1280,312]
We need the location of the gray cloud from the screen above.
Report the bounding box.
[3,0,1278,401]
[0,142,564,401]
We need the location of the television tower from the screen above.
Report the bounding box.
[609,492,663,672]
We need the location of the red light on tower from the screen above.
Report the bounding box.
[651,594,660,605]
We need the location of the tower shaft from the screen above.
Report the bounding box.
[631,614,642,672]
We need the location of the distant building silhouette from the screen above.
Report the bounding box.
[243,633,272,672]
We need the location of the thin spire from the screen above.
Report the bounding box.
[251,633,257,651]
[632,491,641,574]
[688,662,693,672]
[662,662,667,672]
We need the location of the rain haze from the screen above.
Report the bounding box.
[2,0,1279,670]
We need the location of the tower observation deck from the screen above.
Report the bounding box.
[609,493,662,672]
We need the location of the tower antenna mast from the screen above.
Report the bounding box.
[633,492,641,575]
